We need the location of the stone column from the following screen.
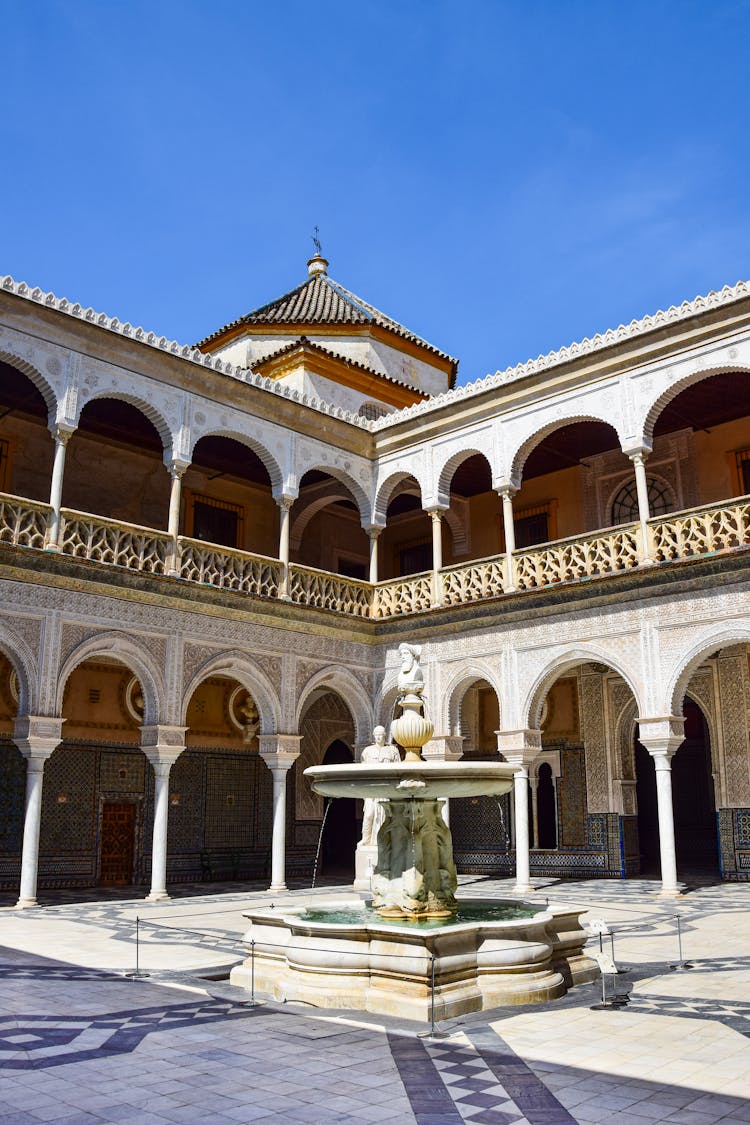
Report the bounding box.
[423,735,464,826]
[628,449,654,565]
[427,508,445,606]
[367,526,382,584]
[14,717,64,908]
[260,735,302,893]
[165,458,189,577]
[498,487,517,591]
[46,424,75,551]
[276,497,294,600]
[638,717,685,896]
[497,729,541,895]
[142,726,187,903]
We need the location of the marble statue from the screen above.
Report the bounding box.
[397,643,424,694]
[359,726,400,845]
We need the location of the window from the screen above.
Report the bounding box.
[507,501,558,550]
[337,556,367,580]
[190,494,244,550]
[0,439,11,492]
[611,477,672,525]
[735,449,750,496]
[399,541,431,575]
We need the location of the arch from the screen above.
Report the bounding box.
[77,391,174,453]
[0,348,58,421]
[509,413,625,485]
[0,620,38,717]
[56,631,164,727]
[642,365,750,447]
[523,644,643,731]
[443,663,502,736]
[298,464,370,524]
[290,483,361,551]
[295,666,373,746]
[187,428,283,493]
[181,651,281,735]
[665,624,750,717]
[373,470,424,525]
[435,448,494,504]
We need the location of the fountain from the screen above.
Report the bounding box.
[230,644,597,1020]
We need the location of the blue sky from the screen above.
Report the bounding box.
[2,1,749,384]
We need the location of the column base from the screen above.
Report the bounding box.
[657,885,685,898]
[638,558,656,568]
[267,884,288,894]
[513,883,534,896]
[145,891,171,903]
[15,897,39,909]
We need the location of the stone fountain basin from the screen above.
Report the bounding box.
[230,895,599,1021]
[305,760,515,800]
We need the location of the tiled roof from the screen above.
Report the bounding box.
[197,273,458,376]
[252,335,423,395]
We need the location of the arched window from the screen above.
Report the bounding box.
[611,477,672,525]
[536,762,557,849]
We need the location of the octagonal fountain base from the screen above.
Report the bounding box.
[230,896,598,1022]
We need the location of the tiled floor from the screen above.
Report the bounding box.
[0,875,749,1123]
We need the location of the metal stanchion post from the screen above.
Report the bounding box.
[250,939,256,1006]
[419,954,449,1039]
[125,915,150,979]
[609,930,628,974]
[670,914,693,971]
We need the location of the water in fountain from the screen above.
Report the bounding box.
[311,797,334,889]
[495,796,510,851]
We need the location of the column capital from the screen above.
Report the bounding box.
[496,727,542,768]
[13,716,64,761]
[622,441,653,462]
[49,422,76,446]
[259,734,302,771]
[638,716,685,759]
[496,480,519,498]
[164,455,191,477]
[423,735,464,762]
[140,724,187,770]
[273,492,296,511]
[363,523,385,539]
[425,506,447,522]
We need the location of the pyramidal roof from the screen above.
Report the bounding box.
[197,259,458,379]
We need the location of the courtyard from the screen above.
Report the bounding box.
[1,876,748,1124]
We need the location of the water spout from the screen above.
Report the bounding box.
[311,797,334,889]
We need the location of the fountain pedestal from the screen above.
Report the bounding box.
[372,798,457,918]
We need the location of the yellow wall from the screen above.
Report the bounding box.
[692,416,750,504]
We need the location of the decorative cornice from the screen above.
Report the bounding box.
[0,275,373,431]
[369,279,750,432]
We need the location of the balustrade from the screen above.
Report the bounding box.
[288,563,371,617]
[59,509,171,574]
[372,572,433,618]
[179,537,280,598]
[2,492,750,618]
[514,524,641,591]
[0,494,50,550]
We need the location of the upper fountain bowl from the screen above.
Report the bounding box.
[305,760,516,801]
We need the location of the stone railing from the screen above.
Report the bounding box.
[0,493,50,550]
[373,572,434,618]
[514,524,642,591]
[3,493,750,619]
[288,564,371,617]
[441,555,506,606]
[179,537,281,599]
[649,497,750,562]
[59,509,171,574]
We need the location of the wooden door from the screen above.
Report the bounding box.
[100,802,136,885]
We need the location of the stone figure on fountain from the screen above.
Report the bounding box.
[359,726,401,846]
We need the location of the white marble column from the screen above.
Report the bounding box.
[260,735,302,893]
[46,425,74,551]
[638,717,685,896]
[14,717,64,908]
[142,726,186,903]
[628,450,654,564]
[428,509,445,606]
[165,458,189,577]
[497,729,541,895]
[276,497,294,600]
[498,486,517,591]
[367,527,382,584]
